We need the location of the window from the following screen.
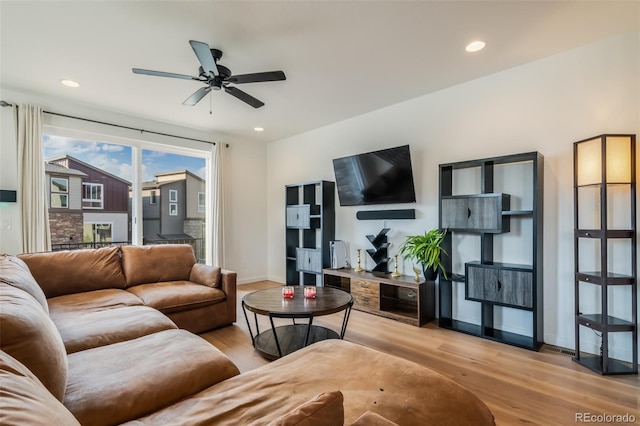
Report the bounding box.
[198,192,205,213]
[43,132,209,263]
[50,177,68,208]
[83,223,112,244]
[82,183,104,209]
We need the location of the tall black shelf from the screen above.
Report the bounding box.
[573,134,638,375]
[285,180,335,286]
[438,152,544,351]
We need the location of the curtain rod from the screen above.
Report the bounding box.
[0,100,228,147]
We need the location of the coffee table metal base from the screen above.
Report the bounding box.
[254,324,340,360]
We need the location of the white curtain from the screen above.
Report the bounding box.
[211,142,226,266]
[16,104,50,253]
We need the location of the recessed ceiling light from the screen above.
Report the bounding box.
[60,79,80,88]
[254,127,264,132]
[465,41,486,53]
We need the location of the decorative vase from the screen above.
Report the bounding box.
[422,263,438,281]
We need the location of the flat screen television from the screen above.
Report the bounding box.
[332,145,417,206]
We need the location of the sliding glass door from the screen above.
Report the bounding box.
[43,131,211,263]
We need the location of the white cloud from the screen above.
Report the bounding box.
[100,144,124,152]
[197,166,207,179]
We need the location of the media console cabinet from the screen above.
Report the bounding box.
[322,268,434,327]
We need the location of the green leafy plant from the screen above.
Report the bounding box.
[398,228,448,279]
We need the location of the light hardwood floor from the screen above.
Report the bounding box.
[200,281,639,425]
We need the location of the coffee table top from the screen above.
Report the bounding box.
[242,286,353,317]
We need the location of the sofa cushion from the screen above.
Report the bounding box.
[127,281,226,314]
[51,305,178,354]
[0,350,80,426]
[268,391,344,426]
[190,263,221,288]
[19,246,126,298]
[121,244,196,287]
[48,289,143,315]
[0,284,68,401]
[123,340,495,426]
[0,255,49,313]
[64,329,240,426]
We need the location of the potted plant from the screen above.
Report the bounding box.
[398,228,448,280]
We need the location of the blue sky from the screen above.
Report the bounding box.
[43,134,206,182]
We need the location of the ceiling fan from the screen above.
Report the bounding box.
[132,40,286,108]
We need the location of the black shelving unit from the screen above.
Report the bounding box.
[438,152,544,350]
[285,180,335,286]
[573,134,638,375]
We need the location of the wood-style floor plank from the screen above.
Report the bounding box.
[200,281,640,426]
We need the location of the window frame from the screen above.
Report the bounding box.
[50,176,69,209]
[82,182,104,209]
[149,190,157,205]
[43,125,213,264]
[198,192,205,213]
[169,189,178,203]
[169,203,178,216]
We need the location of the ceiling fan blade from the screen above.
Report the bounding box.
[183,86,212,106]
[132,68,201,81]
[228,71,286,84]
[189,40,218,77]
[224,86,265,108]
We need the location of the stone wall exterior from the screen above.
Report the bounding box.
[183,218,205,261]
[49,211,84,245]
[183,219,204,239]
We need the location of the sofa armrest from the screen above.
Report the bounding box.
[220,269,237,323]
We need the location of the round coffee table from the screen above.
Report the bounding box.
[242,286,353,360]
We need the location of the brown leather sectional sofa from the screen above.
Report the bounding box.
[0,245,495,425]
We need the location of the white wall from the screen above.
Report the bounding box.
[266,32,640,355]
[0,88,268,284]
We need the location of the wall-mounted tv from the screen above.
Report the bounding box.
[332,145,417,206]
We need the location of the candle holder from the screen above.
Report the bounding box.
[281,286,295,299]
[354,249,364,272]
[304,286,317,299]
[391,254,402,278]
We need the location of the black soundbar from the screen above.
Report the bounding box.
[356,209,416,220]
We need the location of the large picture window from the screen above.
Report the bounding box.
[50,177,68,208]
[82,183,104,209]
[43,132,210,263]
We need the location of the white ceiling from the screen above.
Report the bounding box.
[1,1,638,144]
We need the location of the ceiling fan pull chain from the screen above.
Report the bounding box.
[210,90,213,115]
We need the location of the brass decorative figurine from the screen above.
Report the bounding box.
[354,249,364,272]
[412,265,421,282]
[391,254,401,278]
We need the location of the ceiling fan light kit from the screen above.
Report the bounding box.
[133,40,286,109]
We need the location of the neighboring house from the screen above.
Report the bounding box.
[45,162,87,245]
[138,170,205,259]
[46,155,130,245]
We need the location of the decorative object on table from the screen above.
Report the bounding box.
[573,134,637,375]
[365,228,390,273]
[391,254,402,278]
[412,265,421,283]
[282,286,295,299]
[354,249,364,272]
[304,286,317,299]
[399,228,448,280]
